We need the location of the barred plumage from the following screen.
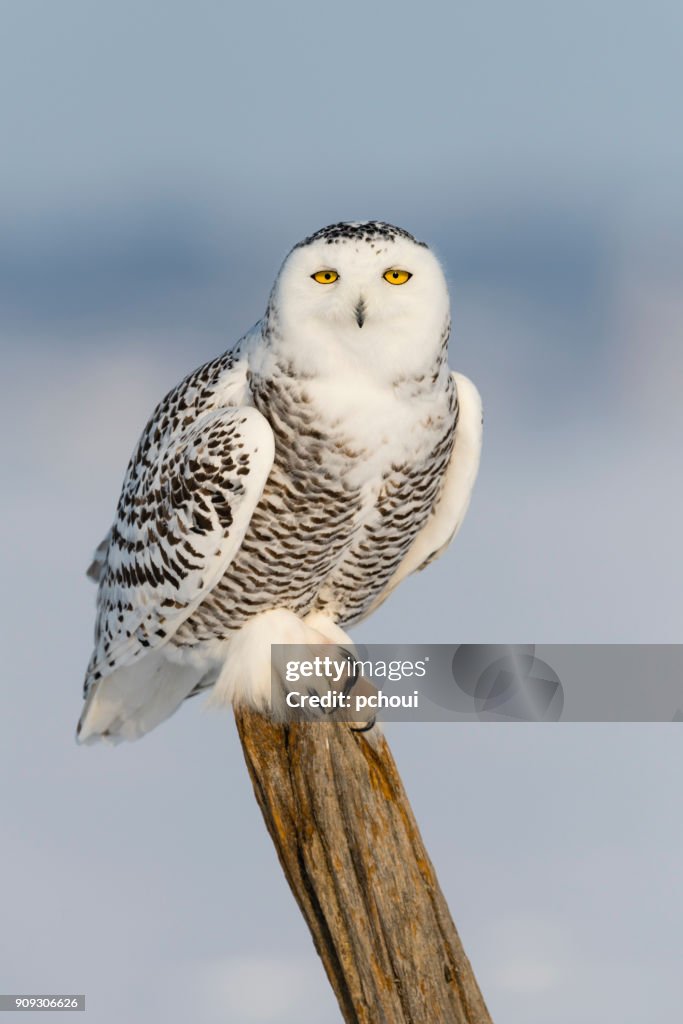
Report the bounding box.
[78,221,482,743]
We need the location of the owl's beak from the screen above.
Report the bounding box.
[354,297,366,328]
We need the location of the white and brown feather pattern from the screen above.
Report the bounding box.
[85,349,274,690]
[171,361,457,645]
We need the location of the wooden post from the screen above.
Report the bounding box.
[234,707,494,1024]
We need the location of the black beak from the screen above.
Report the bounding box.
[354,297,366,328]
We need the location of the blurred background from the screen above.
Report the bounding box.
[1,2,682,1021]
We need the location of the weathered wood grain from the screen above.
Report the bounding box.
[234,708,493,1024]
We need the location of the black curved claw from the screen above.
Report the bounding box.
[350,715,376,733]
[339,646,360,696]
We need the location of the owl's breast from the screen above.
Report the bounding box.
[173,367,456,642]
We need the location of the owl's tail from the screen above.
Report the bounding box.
[76,652,207,744]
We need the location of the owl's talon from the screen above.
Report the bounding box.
[339,647,360,696]
[350,715,376,733]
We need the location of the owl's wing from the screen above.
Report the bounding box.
[85,403,274,690]
[86,531,111,583]
[357,372,482,620]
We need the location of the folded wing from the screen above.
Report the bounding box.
[85,404,275,691]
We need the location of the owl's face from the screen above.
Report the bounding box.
[267,222,450,380]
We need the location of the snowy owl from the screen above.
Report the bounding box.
[77,221,482,743]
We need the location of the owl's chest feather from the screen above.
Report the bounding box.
[173,362,456,640]
[254,367,453,490]
[244,370,456,618]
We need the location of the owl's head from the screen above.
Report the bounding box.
[264,221,451,380]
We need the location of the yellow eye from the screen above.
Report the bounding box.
[312,270,339,284]
[383,269,412,285]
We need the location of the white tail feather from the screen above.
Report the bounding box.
[76,652,205,744]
